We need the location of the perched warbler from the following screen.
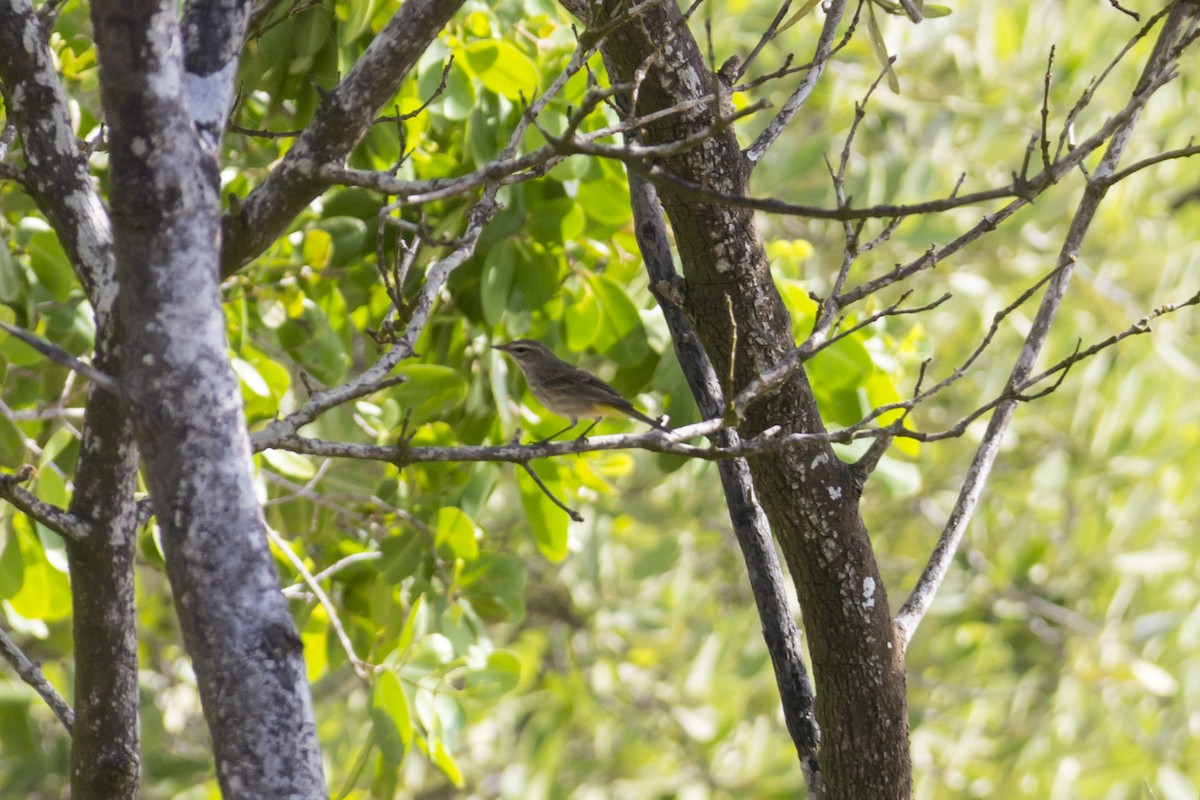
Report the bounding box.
[494,339,666,439]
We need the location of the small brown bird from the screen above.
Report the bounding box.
[494,339,665,440]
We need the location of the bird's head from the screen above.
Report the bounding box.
[493,339,557,369]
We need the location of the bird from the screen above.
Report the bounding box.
[493,339,666,440]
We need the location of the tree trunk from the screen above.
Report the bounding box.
[90,0,326,795]
[65,357,141,800]
[568,1,912,796]
[0,4,142,796]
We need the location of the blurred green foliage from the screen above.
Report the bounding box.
[1,0,1198,798]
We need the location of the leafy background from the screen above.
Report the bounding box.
[1,0,1198,798]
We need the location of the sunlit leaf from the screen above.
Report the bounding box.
[460,40,539,101]
[371,669,412,764]
[516,463,569,561]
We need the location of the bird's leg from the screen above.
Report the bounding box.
[576,417,602,439]
[532,420,578,445]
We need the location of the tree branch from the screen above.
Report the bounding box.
[266,525,373,678]
[220,0,466,275]
[631,171,823,796]
[0,0,117,319]
[746,0,849,164]
[0,320,120,395]
[0,466,92,541]
[894,1,1199,648]
[0,625,75,732]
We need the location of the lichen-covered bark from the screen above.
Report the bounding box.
[1,5,141,797]
[90,0,325,795]
[66,347,141,800]
[566,1,911,796]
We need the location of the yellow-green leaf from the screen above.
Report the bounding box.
[460,40,539,101]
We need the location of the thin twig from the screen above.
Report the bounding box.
[0,625,74,732]
[266,525,374,679]
[894,1,1196,648]
[0,320,120,395]
[746,0,850,164]
[520,462,583,522]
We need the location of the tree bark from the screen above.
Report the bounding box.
[0,4,141,796]
[65,360,141,800]
[567,2,911,796]
[90,0,326,795]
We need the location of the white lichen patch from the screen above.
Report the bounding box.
[827,484,842,500]
[862,576,876,610]
[186,62,237,129]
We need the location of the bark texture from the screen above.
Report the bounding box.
[568,2,911,796]
[90,0,326,795]
[65,364,141,800]
[1,4,141,797]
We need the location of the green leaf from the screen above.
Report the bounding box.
[388,364,468,425]
[380,532,428,584]
[0,307,44,368]
[430,739,463,787]
[808,334,873,391]
[277,299,349,386]
[338,0,377,44]
[371,669,412,764]
[576,165,632,228]
[563,283,602,352]
[395,594,424,655]
[517,463,569,561]
[302,228,334,270]
[6,524,70,621]
[0,527,24,600]
[459,552,526,622]
[261,448,317,481]
[34,467,68,509]
[0,246,24,303]
[432,507,479,561]
[867,2,901,94]
[464,650,522,699]
[231,356,271,398]
[26,231,77,302]
[587,273,643,352]
[37,427,76,469]
[481,239,516,326]
[313,217,368,268]
[778,0,822,31]
[460,40,539,101]
[0,414,26,468]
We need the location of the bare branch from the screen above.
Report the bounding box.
[1104,139,1200,186]
[0,0,117,318]
[1040,46,1055,172]
[0,465,92,541]
[251,189,500,452]
[894,1,1198,648]
[0,625,74,732]
[0,320,120,394]
[746,0,850,164]
[520,462,583,522]
[631,172,822,793]
[1021,290,1200,392]
[265,525,373,679]
[220,0,467,274]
